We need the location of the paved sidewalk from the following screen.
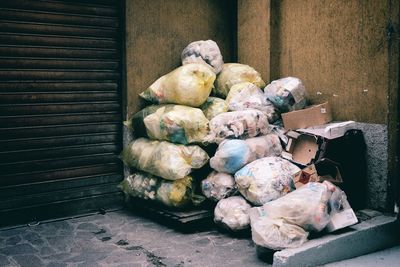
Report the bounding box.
[322,245,400,267]
[0,210,268,267]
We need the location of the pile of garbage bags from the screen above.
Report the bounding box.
[120,39,358,251]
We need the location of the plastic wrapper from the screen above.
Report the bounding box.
[181,40,224,74]
[214,63,266,98]
[249,182,334,250]
[214,196,252,231]
[206,109,270,144]
[126,105,209,145]
[139,63,216,107]
[200,97,228,120]
[119,172,194,208]
[120,138,209,180]
[226,82,280,123]
[201,171,236,202]
[264,77,307,112]
[210,134,282,174]
[234,157,299,205]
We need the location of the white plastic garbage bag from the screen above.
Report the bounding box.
[210,134,282,174]
[201,171,236,202]
[234,157,299,205]
[264,77,307,112]
[214,196,252,231]
[126,104,209,145]
[249,182,335,250]
[214,63,265,98]
[120,138,209,180]
[226,82,280,123]
[181,40,224,74]
[139,63,216,107]
[206,109,270,144]
[200,97,228,120]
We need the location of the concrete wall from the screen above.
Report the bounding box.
[125,0,236,116]
[237,0,399,210]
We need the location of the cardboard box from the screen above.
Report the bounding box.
[282,102,332,130]
[293,159,343,189]
[326,208,358,232]
[282,131,320,166]
[298,121,356,139]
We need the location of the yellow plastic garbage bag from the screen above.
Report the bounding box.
[120,138,209,180]
[200,97,228,120]
[119,172,194,208]
[214,63,265,98]
[139,63,216,107]
[126,104,209,145]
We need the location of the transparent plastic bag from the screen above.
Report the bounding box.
[214,63,266,98]
[200,97,228,120]
[214,196,252,231]
[140,63,216,107]
[210,134,282,174]
[249,182,334,250]
[226,82,280,123]
[206,109,270,144]
[126,104,209,145]
[120,138,209,180]
[264,77,307,112]
[181,40,224,74]
[201,171,236,202]
[119,172,194,208]
[234,157,299,205]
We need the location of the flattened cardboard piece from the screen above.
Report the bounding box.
[282,131,319,166]
[293,160,343,189]
[326,208,358,232]
[282,102,333,130]
[298,121,356,139]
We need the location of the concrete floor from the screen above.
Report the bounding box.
[0,210,268,267]
[1,210,399,267]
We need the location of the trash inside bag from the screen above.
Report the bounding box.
[264,77,307,112]
[140,63,216,107]
[200,97,228,120]
[119,172,195,208]
[235,157,299,205]
[251,217,308,250]
[201,171,237,202]
[120,138,209,180]
[181,40,224,74]
[214,196,252,231]
[249,182,335,250]
[210,134,282,174]
[214,63,266,98]
[226,82,280,123]
[206,109,270,144]
[126,104,209,145]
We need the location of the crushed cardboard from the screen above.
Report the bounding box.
[282,102,332,130]
[293,159,343,189]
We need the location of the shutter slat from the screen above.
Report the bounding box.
[0,9,119,27]
[0,133,119,151]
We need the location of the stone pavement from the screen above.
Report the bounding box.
[0,210,268,267]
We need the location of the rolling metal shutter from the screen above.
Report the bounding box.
[0,0,123,226]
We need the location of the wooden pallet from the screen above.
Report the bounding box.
[125,198,215,232]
